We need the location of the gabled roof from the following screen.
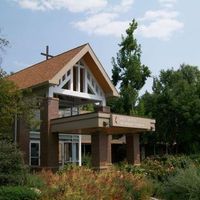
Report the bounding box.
[8,43,119,97]
[8,44,87,90]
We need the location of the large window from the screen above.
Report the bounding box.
[59,135,80,167]
[29,141,40,166]
[59,142,79,166]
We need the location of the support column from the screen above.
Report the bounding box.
[126,134,140,165]
[40,97,59,170]
[91,133,112,170]
[17,118,29,165]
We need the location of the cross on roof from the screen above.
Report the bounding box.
[41,45,54,60]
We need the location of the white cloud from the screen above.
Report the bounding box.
[138,9,184,40]
[13,0,134,37]
[112,0,134,13]
[14,0,134,13]
[12,0,183,40]
[74,13,129,37]
[159,0,177,9]
[140,10,178,21]
[159,0,177,3]
[139,18,183,40]
[73,0,134,37]
[14,0,108,12]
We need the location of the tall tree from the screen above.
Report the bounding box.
[0,69,38,140]
[0,34,36,140]
[110,19,151,115]
[139,64,200,154]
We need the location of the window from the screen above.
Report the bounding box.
[62,80,70,90]
[67,70,71,76]
[87,71,90,81]
[29,141,40,166]
[96,85,99,94]
[62,74,66,82]
[80,68,85,92]
[92,79,95,87]
[88,85,95,95]
[73,67,78,91]
[59,141,79,166]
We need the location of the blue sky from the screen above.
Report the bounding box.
[1,0,200,93]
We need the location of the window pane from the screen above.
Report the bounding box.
[62,80,70,90]
[30,142,39,166]
[31,143,39,157]
[73,67,78,91]
[80,68,85,92]
[64,143,72,162]
[31,158,39,166]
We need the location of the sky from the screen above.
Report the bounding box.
[0,0,200,93]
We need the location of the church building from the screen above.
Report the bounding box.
[8,44,155,170]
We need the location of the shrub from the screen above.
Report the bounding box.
[0,140,28,186]
[141,155,194,182]
[0,186,39,200]
[82,154,91,168]
[26,173,46,189]
[40,166,152,200]
[160,166,200,200]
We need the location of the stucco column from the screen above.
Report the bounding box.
[126,134,140,165]
[40,97,59,170]
[91,133,112,170]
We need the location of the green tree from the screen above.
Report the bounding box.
[110,19,151,115]
[0,69,37,140]
[0,34,36,140]
[140,64,200,154]
[0,140,27,186]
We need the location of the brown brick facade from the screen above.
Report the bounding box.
[17,117,29,165]
[91,133,112,169]
[40,97,59,170]
[126,134,140,165]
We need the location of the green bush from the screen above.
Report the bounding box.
[141,155,194,182]
[117,162,146,175]
[189,154,200,166]
[160,166,200,200]
[26,173,46,189]
[0,186,39,200]
[0,140,28,186]
[81,154,91,168]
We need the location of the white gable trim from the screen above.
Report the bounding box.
[48,58,106,105]
[87,45,119,97]
[49,44,119,97]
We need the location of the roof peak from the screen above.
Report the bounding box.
[9,43,88,77]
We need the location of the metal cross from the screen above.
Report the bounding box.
[41,45,54,60]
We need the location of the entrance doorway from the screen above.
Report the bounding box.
[59,142,79,167]
[58,134,81,167]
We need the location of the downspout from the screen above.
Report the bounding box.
[14,114,17,145]
[79,135,82,166]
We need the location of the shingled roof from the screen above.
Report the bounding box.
[8,43,119,97]
[8,44,87,89]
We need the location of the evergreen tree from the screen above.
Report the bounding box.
[110,19,151,115]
